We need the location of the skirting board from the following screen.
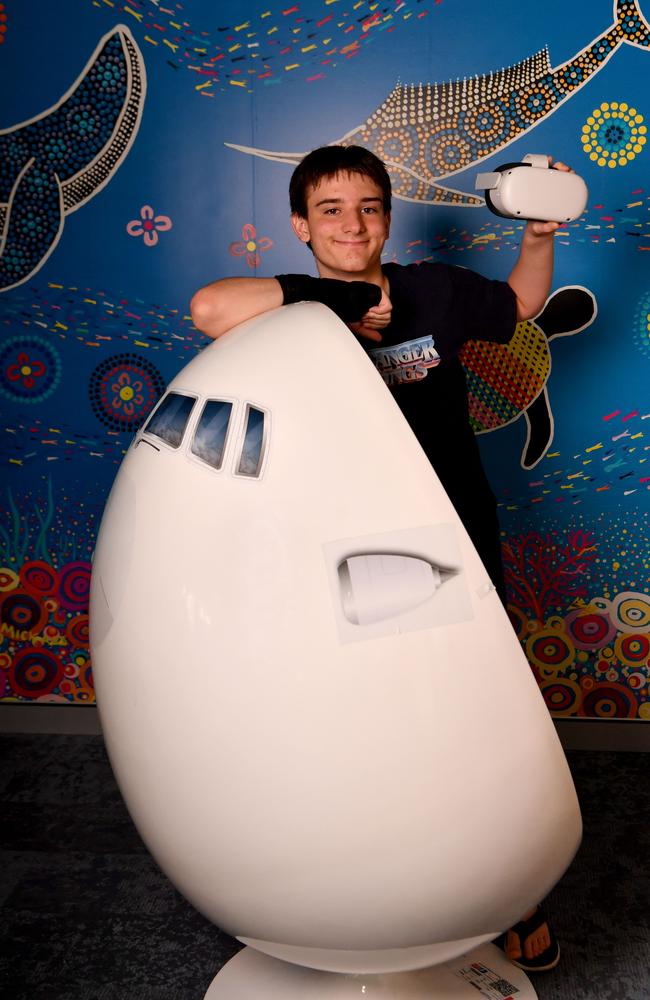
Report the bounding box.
[0,705,103,736]
[0,705,648,750]
[554,717,650,752]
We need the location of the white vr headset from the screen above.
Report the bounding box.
[475,153,588,222]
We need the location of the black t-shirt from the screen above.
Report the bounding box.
[364,260,517,533]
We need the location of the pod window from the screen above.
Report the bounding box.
[144,392,195,448]
[191,400,233,470]
[237,405,266,478]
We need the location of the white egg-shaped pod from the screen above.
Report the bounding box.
[90,303,581,975]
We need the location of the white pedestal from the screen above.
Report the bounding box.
[205,943,537,998]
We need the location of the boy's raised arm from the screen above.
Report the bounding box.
[506,159,574,322]
[507,222,558,322]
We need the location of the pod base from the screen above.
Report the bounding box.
[205,943,537,998]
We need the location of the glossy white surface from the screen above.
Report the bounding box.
[204,944,538,999]
[90,302,581,975]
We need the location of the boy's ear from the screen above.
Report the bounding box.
[385,212,391,239]
[291,213,311,243]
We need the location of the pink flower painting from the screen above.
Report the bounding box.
[126,205,173,247]
[229,223,273,268]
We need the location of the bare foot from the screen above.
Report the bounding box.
[505,907,551,962]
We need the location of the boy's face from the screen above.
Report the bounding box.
[291,171,390,282]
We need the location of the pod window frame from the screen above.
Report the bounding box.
[141,390,198,451]
[233,403,269,480]
[189,398,235,472]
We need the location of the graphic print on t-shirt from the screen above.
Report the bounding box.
[368,335,441,386]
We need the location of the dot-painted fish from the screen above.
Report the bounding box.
[226,0,650,206]
[0,26,146,292]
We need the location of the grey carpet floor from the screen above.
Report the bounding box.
[0,734,648,1000]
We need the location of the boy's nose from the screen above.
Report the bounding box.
[342,210,365,233]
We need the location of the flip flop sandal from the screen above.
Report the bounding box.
[502,906,560,973]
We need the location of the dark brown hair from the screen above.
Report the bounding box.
[289,145,392,218]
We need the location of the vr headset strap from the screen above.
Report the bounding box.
[521,153,549,169]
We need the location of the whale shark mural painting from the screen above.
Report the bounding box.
[0,25,146,292]
[227,0,650,206]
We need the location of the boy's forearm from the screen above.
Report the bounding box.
[190,277,283,340]
[191,273,383,339]
[507,222,558,322]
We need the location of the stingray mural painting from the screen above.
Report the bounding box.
[0,24,146,292]
[227,0,650,205]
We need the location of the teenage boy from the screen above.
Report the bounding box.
[190,144,567,972]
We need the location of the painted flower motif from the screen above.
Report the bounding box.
[581,101,647,167]
[89,353,165,432]
[0,335,61,404]
[126,205,172,247]
[110,371,144,417]
[6,351,46,389]
[229,223,273,268]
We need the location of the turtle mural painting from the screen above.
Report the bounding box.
[460,286,598,469]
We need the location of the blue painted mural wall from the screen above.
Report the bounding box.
[1,0,648,717]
